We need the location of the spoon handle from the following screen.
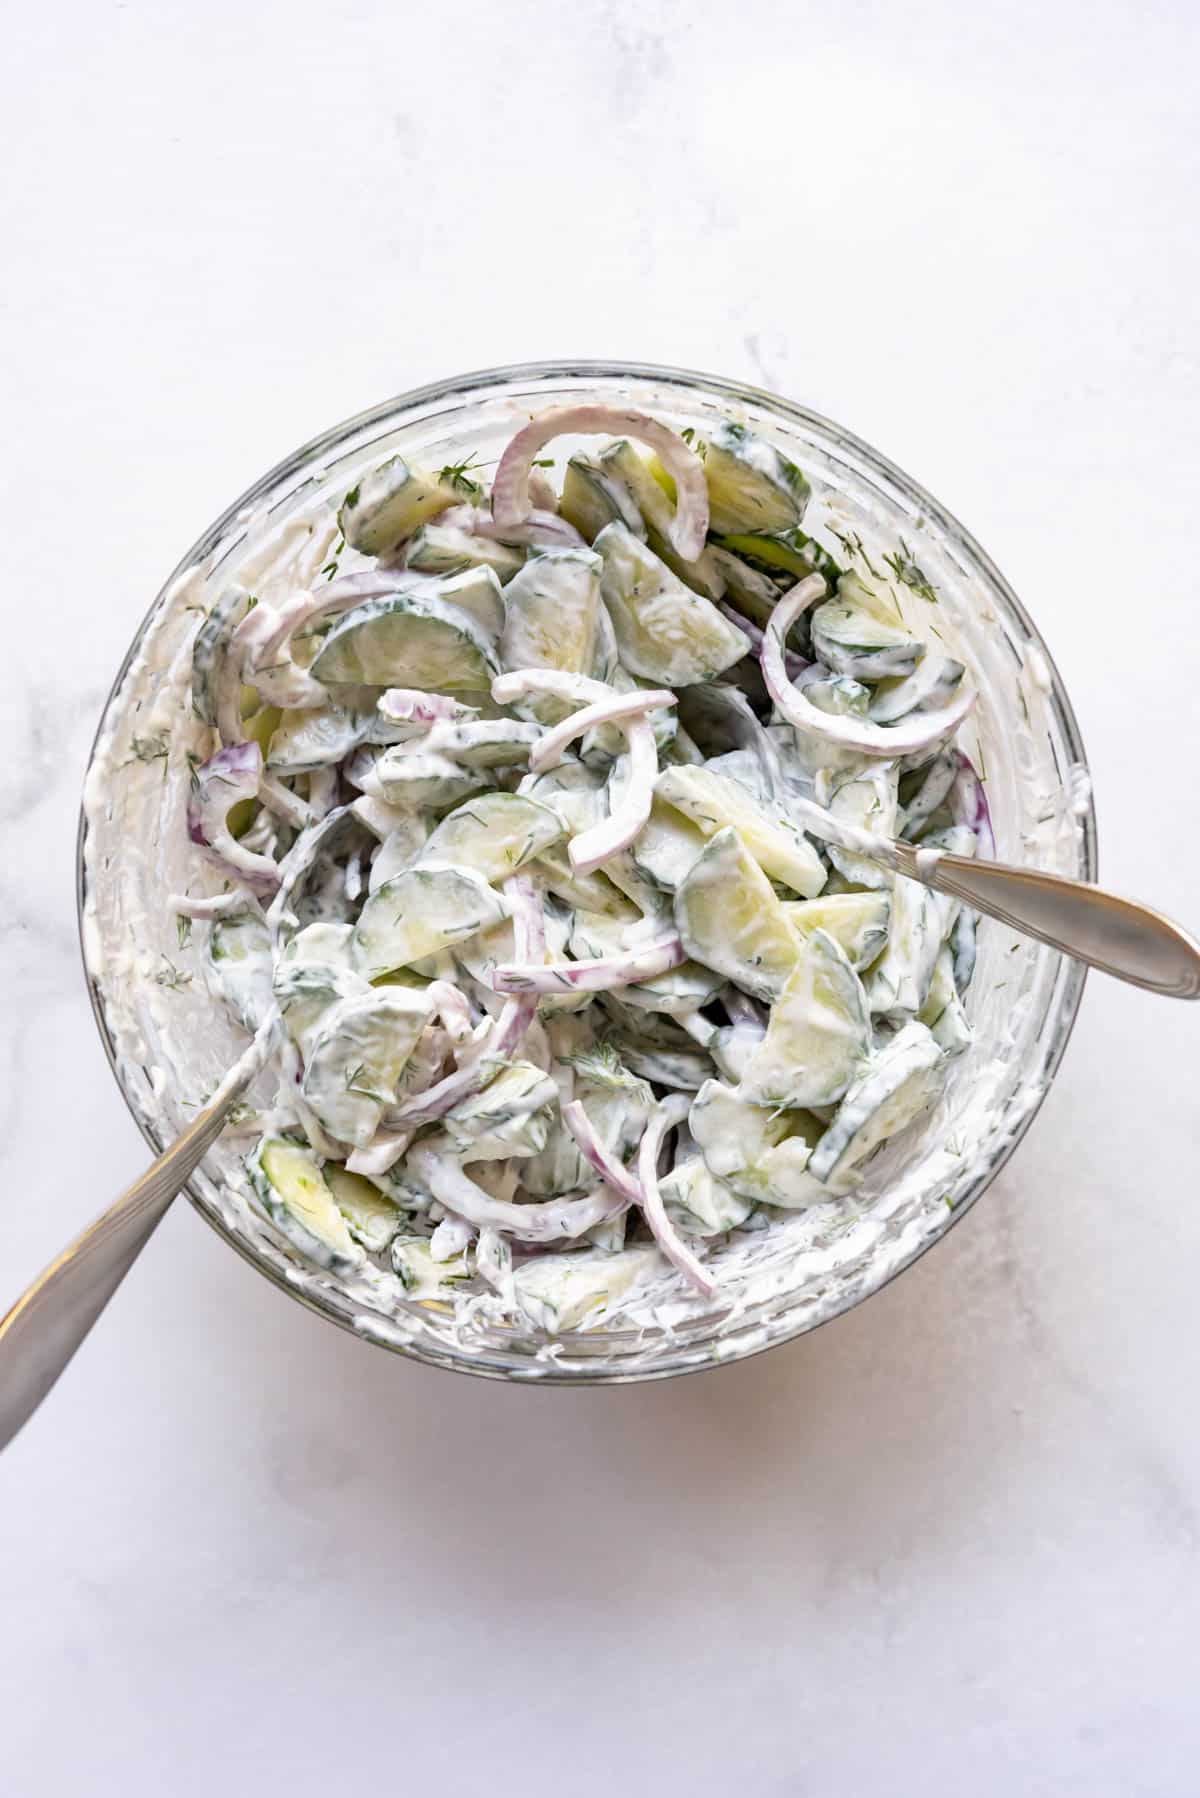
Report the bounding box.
[0,1063,254,1455]
[893,845,1200,998]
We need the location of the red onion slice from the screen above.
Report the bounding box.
[530,689,676,773]
[406,1145,626,1245]
[636,1095,715,1297]
[439,503,584,550]
[950,750,996,858]
[491,405,709,561]
[568,718,658,873]
[186,742,280,893]
[763,577,977,756]
[492,932,686,995]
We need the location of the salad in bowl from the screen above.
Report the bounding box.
[81,364,1093,1379]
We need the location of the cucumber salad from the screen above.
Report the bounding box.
[172,403,992,1330]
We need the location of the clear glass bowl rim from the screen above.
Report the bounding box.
[76,357,1097,1384]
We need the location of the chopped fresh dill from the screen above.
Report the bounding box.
[531,457,555,468]
[185,750,203,792]
[175,913,193,950]
[128,734,169,770]
[439,454,482,491]
[154,955,193,992]
[884,538,940,606]
[343,483,361,511]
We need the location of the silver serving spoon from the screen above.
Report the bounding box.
[1,846,1197,1456]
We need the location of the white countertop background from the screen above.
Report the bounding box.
[3,2,1199,1791]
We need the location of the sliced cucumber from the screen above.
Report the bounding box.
[950,905,977,993]
[498,550,603,717]
[207,913,274,1031]
[808,1020,944,1190]
[326,1166,404,1253]
[918,946,972,1058]
[714,527,842,590]
[811,572,924,680]
[533,843,633,919]
[869,652,965,724]
[246,1136,360,1270]
[655,763,826,898]
[311,589,499,692]
[192,586,252,726]
[442,1062,559,1162]
[354,864,509,979]
[404,522,525,584]
[559,452,647,543]
[391,1236,472,1301]
[417,792,563,884]
[355,747,489,810]
[689,1079,823,1208]
[898,748,959,839]
[608,1038,713,1090]
[274,921,369,1056]
[599,440,727,601]
[419,720,541,768]
[660,1157,755,1236]
[338,457,459,556]
[368,815,430,893]
[594,523,749,686]
[739,928,872,1109]
[819,764,899,890]
[864,876,942,1019]
[693,421,811,535]
[782,891,891,973]
[266,702,371,774]
[512,1247,659,1331]
[427,566,507,640]
[301,986,433,1147]
[706,545,782,612]
[674,826,801,1002]
[629,797,708,891]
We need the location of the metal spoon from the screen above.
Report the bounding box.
[0,1025,272,1454]
[1,839,1197,1457]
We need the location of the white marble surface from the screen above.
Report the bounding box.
[3,1,1199,1790]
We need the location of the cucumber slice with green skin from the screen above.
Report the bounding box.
[918,946,973,1058]
[810,573,924,680]
[818,764,899,890]
[706,546,782,612]
[599,441,728,602]
[689,1079,823,1207]
[442,1062,560,1162]
[404,523,526,584]
[950,905,977,993]
[864,876,942,1019]
[391,1236,472,1300]
[693,421,812,535]
[660,1158,755,1236]
[655,764,826,898]
[273,921,370,1057]
[311,590,499,692]
[781,890,891,972]
[339,457,460,556]
[594,523,749,686]
[498,550,603,718]
[352,747,489,810]
[266,702,371,774]
[533,844,634,919]
[739,928,872,1109]
[673,826,801,1002]
[302,986,434,1147]
[355,864,509,980]
[326,1166,403,1253]
[192,586,252,727]
[425,566,508,640]
[207,913,274,1031]
[898,748,959,840]
[559,452,647,543]
[807,1020,944,1190]
[512,1246,660,1331]
[368,815,431,894]
[406,719,542,768]
[630,797,708,891]
[613,957,726,1017]
[519,756,608,833]
[607,1038,713,1090]
[869,653,965,724]
[714,528,843,590]
[246,1136,361,1270]
[416,792,563,885]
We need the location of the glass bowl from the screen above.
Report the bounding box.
[78,360,1096,1384]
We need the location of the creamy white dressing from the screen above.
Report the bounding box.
[81,397,1090,1371]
